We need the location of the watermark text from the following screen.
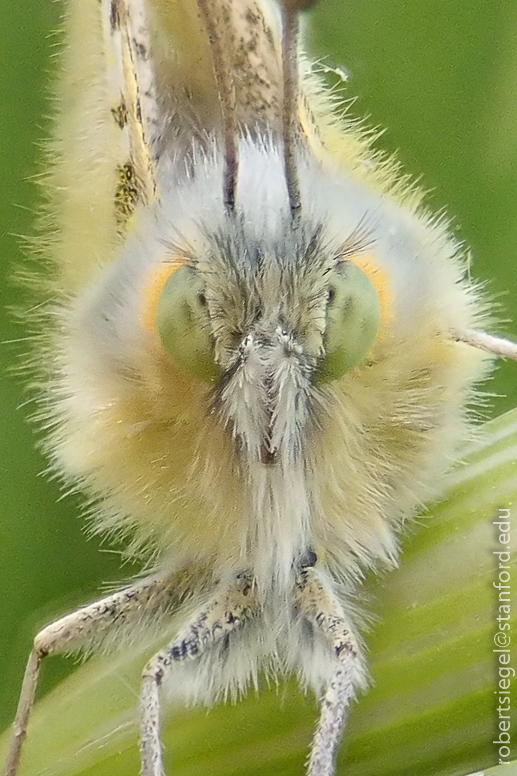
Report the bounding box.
[493,508,512,764]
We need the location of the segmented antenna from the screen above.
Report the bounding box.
[197,0,238,214]
[280,0,302,223]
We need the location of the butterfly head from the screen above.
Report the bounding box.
[149,140,382,468]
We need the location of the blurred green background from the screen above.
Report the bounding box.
[0,0,516,770]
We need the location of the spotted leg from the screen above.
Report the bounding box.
[296,567,365,776]
[140,573,259,776]
[2,572,176,776]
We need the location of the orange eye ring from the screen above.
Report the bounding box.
[140,257,188,335]
[348,252,394,335]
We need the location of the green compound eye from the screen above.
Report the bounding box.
[316,261,381,383]
[156,266,220,383]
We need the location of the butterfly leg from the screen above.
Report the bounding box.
[2,572,175,776]
[452,328,517,360]
[295,567,366,776]
[140,572,259,776]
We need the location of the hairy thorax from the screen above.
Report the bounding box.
[46,142,490,592]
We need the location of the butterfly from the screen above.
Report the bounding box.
[3,1,517,775]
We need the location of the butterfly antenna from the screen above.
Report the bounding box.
[280,0,302,224]
[197,0,238,214]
